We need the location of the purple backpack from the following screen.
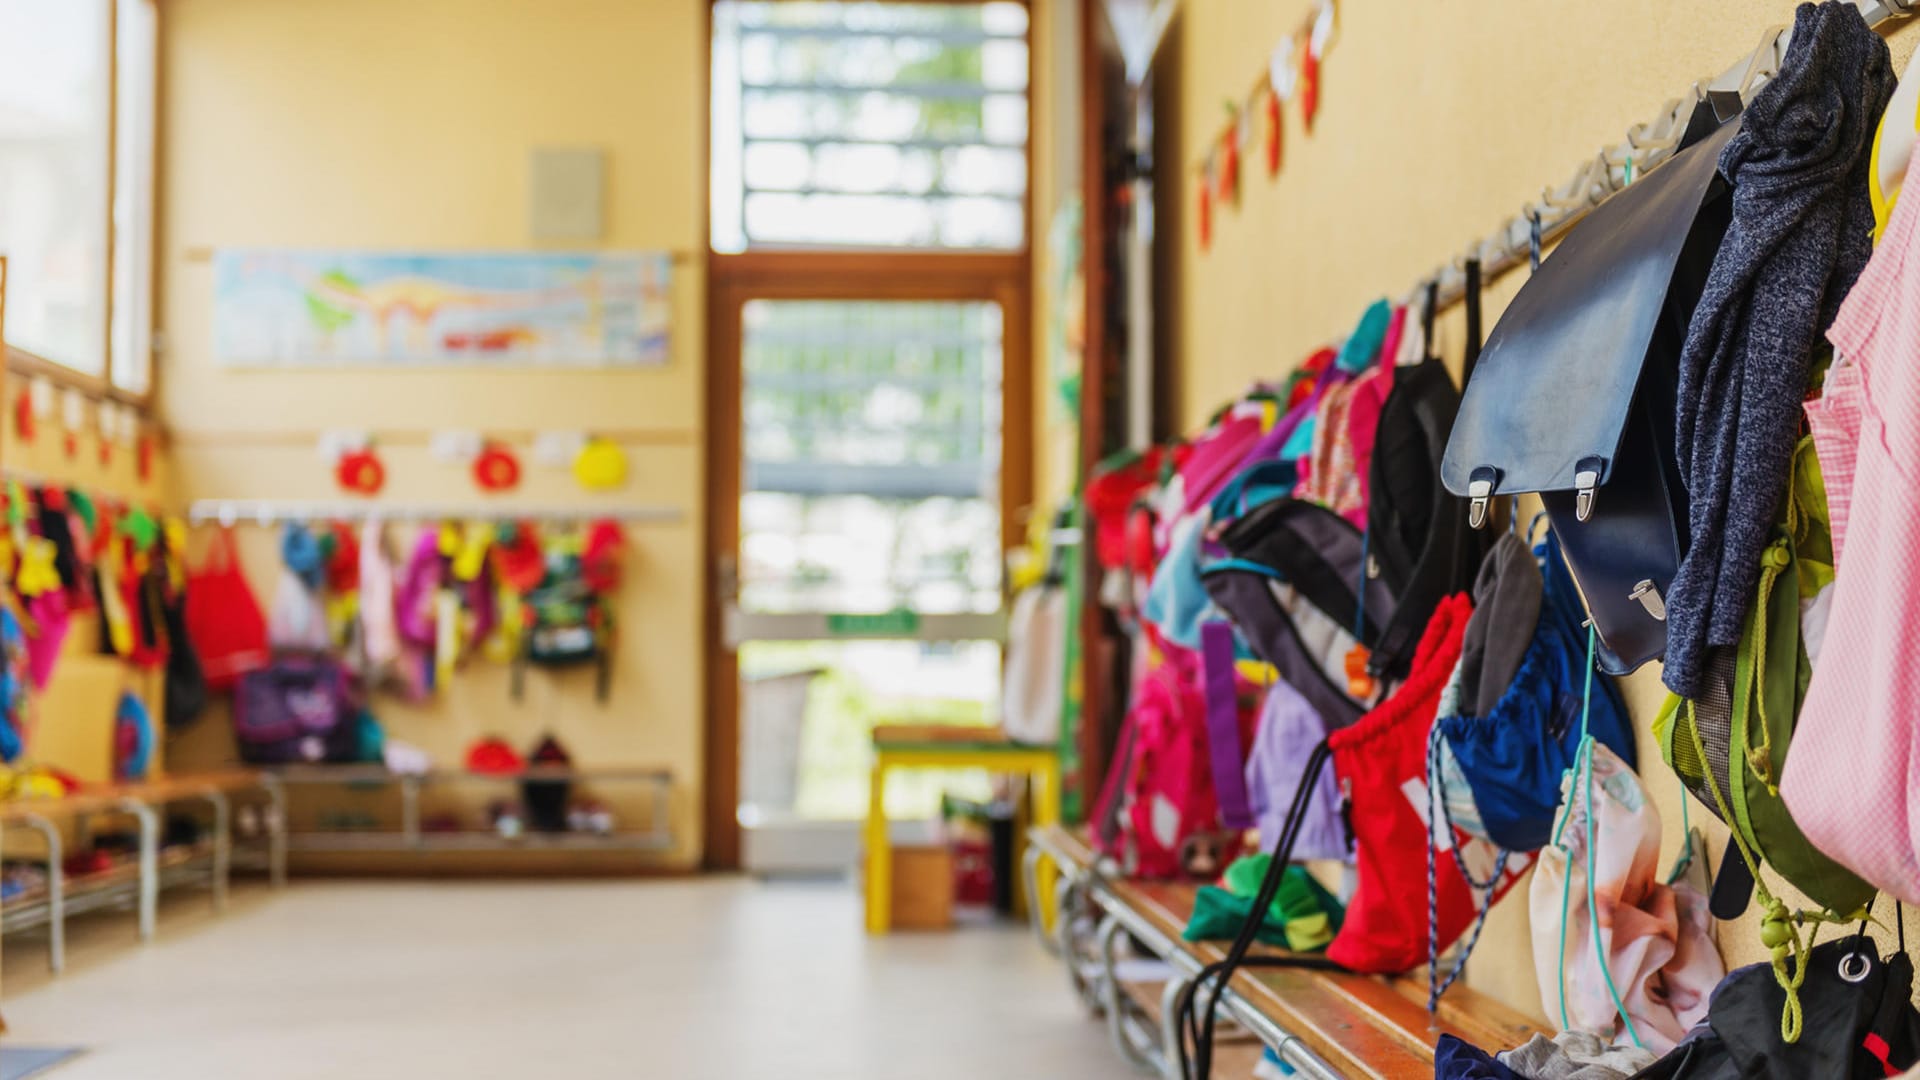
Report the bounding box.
[233,656,361,764]
[1245,677,1349,861]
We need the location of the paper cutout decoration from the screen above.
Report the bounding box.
[572,438,627,491]
[1217,114,1241,204]
[1265,87,1284,176]
[1300,42,1321,131]
[430,429,484,465]
[12,390,31,444]
[335,448,386,495]
[137,436,154,484]
[473,443,521,493]
[1198,182,1213,252]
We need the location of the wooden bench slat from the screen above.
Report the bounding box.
[1031,825,1550,1073]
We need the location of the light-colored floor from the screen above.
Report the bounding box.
[0,877,1125,1080]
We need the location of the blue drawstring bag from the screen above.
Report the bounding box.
[1432,529,1635,853]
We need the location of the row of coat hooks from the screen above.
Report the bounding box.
[185,500,683,527]
[1412,0,1913,316]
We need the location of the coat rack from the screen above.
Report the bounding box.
[1414,0,1912,314]
[186,499,683,527]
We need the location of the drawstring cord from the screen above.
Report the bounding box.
[1425,721,1509,1010]
[1551,624,1644,1049]
[1679,694,1852,1044]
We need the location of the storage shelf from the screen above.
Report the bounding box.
[289,830,674,853]
[264,764,675,856]
[268,764,674,785]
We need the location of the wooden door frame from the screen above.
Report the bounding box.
[703,250,1033,870]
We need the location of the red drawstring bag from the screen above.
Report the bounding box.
[185,528,269,692]
[1325,593,1530,974]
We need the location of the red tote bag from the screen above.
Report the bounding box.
[185,527,269,692]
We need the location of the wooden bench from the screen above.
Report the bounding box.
[1024,824,1545,1079]
[0,769,286,979]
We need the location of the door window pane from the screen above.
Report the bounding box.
[741,299,1003,615]
[712,1,1030,251]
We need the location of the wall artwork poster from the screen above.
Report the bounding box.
[213,250,671,367]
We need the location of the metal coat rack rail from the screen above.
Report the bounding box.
[1414,0,1913,315]
[187,499,683,526]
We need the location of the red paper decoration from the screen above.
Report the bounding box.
[136,436,153,483]
[13,390,31,444]
[335,449,386,496]
[62,432,78,460]
[1265,88,1284,176]
[1217,129,1239,205]
[98,437,112,468]
[1300,46,1321,132]
[473,443,521,493]
[1198,183,1212,252]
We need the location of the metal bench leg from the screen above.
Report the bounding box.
[19,814,62,973]
[1159,974,1192,1080]
[1062,879,1105,1014]
[1098,912,1159,1074]
[116,798,159,942]
[204,789,231,912]
[261,773,288,887]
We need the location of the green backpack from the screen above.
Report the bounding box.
[1655,435,1872,1041]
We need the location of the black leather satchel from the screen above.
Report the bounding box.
[1441,98,1740,675]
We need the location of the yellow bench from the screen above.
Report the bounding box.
[865,724,1061,933]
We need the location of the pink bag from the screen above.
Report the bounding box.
[1091,642,1220,879]
[395,529,444,649]
[1530,743,1723,1055]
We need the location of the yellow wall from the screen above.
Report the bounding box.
[1159,0,1920,1021]
[157,0,707,866]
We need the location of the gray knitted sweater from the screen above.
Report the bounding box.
[1662,0,1892,697]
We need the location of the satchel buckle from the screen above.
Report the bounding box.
[1628,579,1667,621]
[1574,456,1605,522]
[1467,466,1500,530]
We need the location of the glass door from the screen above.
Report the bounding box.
[725,298,1011,872]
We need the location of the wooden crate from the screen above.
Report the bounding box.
[876,844,953,931]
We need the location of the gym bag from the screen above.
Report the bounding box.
[1633,930,1920,1079]
[513,577,613,702]
[1656,435,1875,921]
[184,527,269,692]
[1529,742,1721,1055]
[1326,592,1528,975]
[1201,496,1398,730]
[1243,675,1347,862]
[1366,285,1488,683]
[1432,530,1637,853]
[233,655,361,764]
[1441,99,1742,675]
[1089,637,1221,879]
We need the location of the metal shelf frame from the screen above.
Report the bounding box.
[268,765,674,856]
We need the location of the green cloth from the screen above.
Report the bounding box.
[1182,857,1345,952]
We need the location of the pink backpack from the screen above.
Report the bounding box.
[395,529,444,649]
[1091,641,1223,879]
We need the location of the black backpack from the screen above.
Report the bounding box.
[1364,339,1489,682]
